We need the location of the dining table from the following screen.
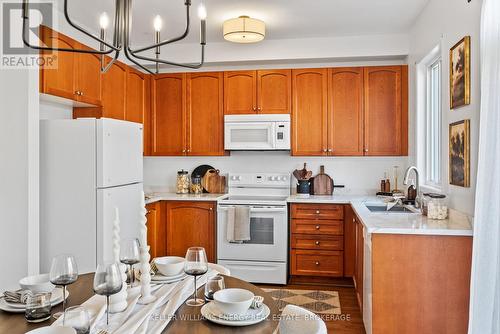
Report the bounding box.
[0,273,280,334]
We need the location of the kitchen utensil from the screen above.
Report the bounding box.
[312,165,333,195]
[293,163,312,181]
[154,256,185,276]
[201,302,270,326]
[202,169,226,193]
[192,165,215,192]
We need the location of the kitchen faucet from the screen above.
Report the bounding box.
[403,166,422,209]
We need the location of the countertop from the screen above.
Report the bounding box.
[145,192,473,236]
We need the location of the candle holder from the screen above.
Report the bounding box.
[109,208,128,313]
[138,192,156,305]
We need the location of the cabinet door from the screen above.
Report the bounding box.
[343,205,356,277]
[354,219,364,311]
[39,26,77,100]
[75,43,102,106]
[166,201,215,262]
[224,71,256,114]
[257,69,291,114]
[328,68,363,156]
[146,202,166,259]
[186,72,224,156]
[364,66,402,156]
[151,74,186,155]
[291,69,328,156]
[101,60,127,120]
[125,68,151,155]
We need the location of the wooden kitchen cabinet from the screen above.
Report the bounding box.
[224,70,291,114]
[186,72,225,156]
[354,215,364,312]
[363,66,407,156]
[328,67,364,156]
[100,60,128,120]
[151,73,187,155]
[40,26,102,106]
[343,205,356,277]
[290,203,344,277]
[165,201,216,262]
[291,68,329,156]
[126,67,151,155]
[146,202,166,259]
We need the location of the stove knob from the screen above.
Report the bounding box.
[281,176,287,181]
[236,176,242,181]
[270,176,277,181]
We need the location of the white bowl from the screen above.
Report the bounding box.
[213,288,254,316]
[154,256,185,276]
[19,273,55,293]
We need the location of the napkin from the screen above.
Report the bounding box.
[3,289,31,304]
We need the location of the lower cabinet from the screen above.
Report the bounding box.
[165,201,216,262]
[146,202,166,259]
[353,215,364,312]
[290,203,344,277]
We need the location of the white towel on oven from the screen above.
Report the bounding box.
[226,206,251,242]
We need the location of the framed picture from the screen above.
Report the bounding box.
[449,120,470,187]
[449,36,471,109]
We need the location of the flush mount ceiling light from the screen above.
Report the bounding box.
[21,0,207,74]
[223,16,265,43]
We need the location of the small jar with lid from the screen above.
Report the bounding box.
[422,193,448,219]
[190,174,203,194]
[176,170,190,194]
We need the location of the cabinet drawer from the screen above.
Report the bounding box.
[291,204,344,220]
[291,235,343,251]
[291,250,344,276]
[291,219,344,235]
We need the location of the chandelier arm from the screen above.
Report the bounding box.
[129,44,205,70]
[130,0,191,54]
[62,0,121,51]
[21,0,117,55]
[100,49,120,73]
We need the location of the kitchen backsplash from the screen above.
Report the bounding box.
[144,151,409,195]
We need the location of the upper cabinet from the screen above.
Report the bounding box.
[125,67,151,155]
[151,73,186,156]
[328,67,364,156]
[40,26,102,106]
[224,70,291,114]
[291,68,329,156]
[364,66,408,156]
[186,72,225,156]
[101,60,127,120]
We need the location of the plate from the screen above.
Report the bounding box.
[201,302,270,327]
[0,288,68,313]
[212,303,264,321]
[151,272,187,283]
[26,326,76,334]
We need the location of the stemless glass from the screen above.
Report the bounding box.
[93,263,123,325]
[184,247,208,307]
[204,275,225,301]
[25,292,52,323]
[49,254,78,323]
[120,238,140,286]
[64,305,90,334]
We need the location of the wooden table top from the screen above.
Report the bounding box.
[0,273,279,334]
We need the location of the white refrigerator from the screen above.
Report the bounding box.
[40,118,143,274]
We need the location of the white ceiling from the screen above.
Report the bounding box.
[61,0,429,46]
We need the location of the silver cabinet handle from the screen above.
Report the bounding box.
[315,225,320,230]
[327,148,332,152]
[315,261,320,265]
[323,148,327,153]
[80,91,84,96]
[209,207,213,211]
[316,210,320,214]
[315,241,320,245]
[364,148,369,152]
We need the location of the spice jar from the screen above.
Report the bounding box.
[190,174,203,194]
[176,170,190,194]
[422,193,448,219]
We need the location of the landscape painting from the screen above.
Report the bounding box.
[450,36,471,109]
[449,120,470,187]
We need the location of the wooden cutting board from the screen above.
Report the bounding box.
[313,165,333,195]
[202,169,226,193]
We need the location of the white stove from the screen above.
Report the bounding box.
[217,173,291,284]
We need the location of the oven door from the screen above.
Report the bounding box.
[217,205,287,262]
[224,122,275,150]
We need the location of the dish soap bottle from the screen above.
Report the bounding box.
[407,181,417,201]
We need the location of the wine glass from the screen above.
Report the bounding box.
[120,238,140,286]
[49,254,78,324]
[204,275,225,301]
[184,247,208,307]
[64,305,90,334]
[93,263,123,326]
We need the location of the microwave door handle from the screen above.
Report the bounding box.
[271,123,277,148]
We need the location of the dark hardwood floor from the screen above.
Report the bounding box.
[258,277,366,334]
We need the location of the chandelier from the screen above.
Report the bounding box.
[21,0,207,74]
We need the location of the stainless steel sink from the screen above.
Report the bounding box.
[364,202,419,213]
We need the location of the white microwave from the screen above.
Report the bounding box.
[224,114,291,151]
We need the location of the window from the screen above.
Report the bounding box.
[425,58,442,186]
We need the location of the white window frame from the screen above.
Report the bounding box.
[416,44,443,192]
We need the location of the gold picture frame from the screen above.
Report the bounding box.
[449,120,470,187]
[449,36,471,109]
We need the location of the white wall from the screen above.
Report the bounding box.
[144,153,408,195]
[408,0,482,216]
